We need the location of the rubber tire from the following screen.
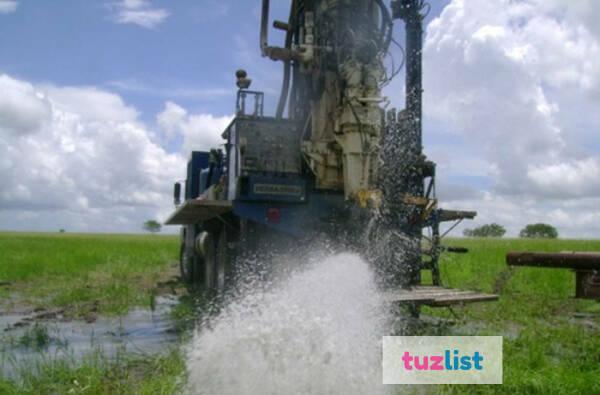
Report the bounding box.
[179,243,195,284]
[215,227,230,291]
[203,232,216,289]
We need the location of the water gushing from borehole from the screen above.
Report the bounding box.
[186,253,390,395]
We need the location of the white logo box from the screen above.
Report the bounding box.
[383,336,503,385]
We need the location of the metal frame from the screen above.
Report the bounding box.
[236,90,264,117]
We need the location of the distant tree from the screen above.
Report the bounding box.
[143,220,162,234]
[519,223,558,239]
[463,223,506,238]
[59,229,65,233]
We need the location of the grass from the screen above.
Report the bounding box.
[17,323,51,350]
[425,238,600,395]
[0,232,187,394]
[0,232,179,317]
[0,233,598,393]
[0,348,186,394]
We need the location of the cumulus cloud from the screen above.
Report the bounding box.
[0,73,184,232]
[109,0,169,29]
[0,0,17,14]
[527,158,600,199]
[0,73,236,233]
[40,85,139,123]
[424,0,600,236]
[0,75,51,136]
[157,101,233,154]
[544,0,600,45]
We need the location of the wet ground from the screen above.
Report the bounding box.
[0,294,185,379]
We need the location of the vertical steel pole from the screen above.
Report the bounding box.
[404,0,423,154]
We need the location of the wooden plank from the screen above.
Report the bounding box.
[164,199,232,225]
[431,294,499,307]
[382,286,498,306]
[381,292,436,303]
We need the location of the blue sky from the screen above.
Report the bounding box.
[1,0,600,237]
[0,0,450,122]
[0,1,295,120]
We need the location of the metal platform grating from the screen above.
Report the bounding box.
[164,200,232,225]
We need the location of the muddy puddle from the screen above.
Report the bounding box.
[0,295,186,378]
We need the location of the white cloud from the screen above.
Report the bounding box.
[157,101,187,140]
[0,75,51,136]
[109,0,169,29]
[0,74,237,233]
[40,85,139,122]
[527,158,600,198]
[0,73,184,233]
[157,101,233,154]
[423,0,600,236]
[108,79,231,100]
[0,0,17,14]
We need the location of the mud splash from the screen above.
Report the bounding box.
[186,253,389,395]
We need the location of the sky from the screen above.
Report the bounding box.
[0,0,599,238]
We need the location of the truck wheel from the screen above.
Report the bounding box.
[215,227,231,291]
[179,243,195,284]
[203,232,216,289]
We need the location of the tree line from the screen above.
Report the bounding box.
[143,218,559,239]
[463,223,558,238]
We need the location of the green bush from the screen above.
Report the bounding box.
[519,223,558,239]
[463,223,506,238]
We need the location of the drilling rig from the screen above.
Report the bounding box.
[166,0,497,307]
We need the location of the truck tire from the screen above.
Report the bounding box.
[179,243,195,284]
[203,232,216,289]
[215,227,231,291]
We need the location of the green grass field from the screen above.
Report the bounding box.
[431,238,600,395]
[0,232,186,394]
[0,233,598,394]
[0,232,179,317]
[0,348,185,395]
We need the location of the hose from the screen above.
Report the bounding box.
[260,0,270,57]
[374,0,393,52]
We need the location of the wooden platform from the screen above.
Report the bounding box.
[164,199,232,225]
[382,286,498,307]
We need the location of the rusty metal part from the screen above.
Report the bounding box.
[507,251,600,299]
[506,252,600,271]
[446,246,468,254]
[235,69,252,90]
[260,0,299,63]
[438,210,477,222]
[576,271,600,299]
[273,20,291,32]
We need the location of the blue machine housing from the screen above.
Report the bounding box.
[233,191,344,238]
[239,174,306,203]
[185,151,209,200]
[180,109,347,238]
[185,150,224,200]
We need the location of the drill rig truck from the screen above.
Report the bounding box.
[165,0,497,307]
